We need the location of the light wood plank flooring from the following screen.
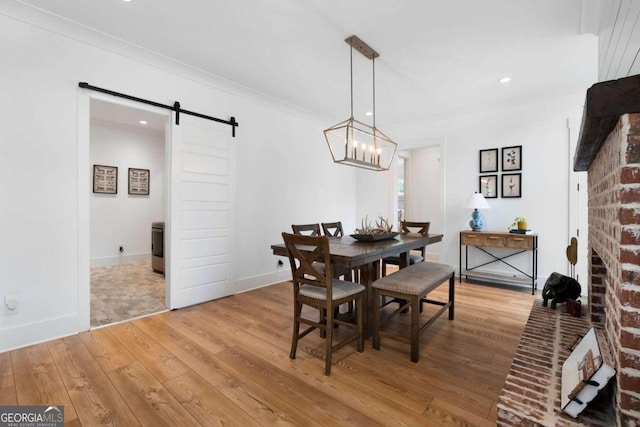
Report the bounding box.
[0,279,534,426]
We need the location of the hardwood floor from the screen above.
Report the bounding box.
[0,280,534,426]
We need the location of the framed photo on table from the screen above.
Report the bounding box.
[93,164,118,194]
[561,327,615,418]
[479,148,498,173]
[502,173,521,198]
[479,174,498,198]
[502,145,522,171]
[128,168,150,195]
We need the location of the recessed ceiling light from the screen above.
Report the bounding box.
[365,111,373,116]
[122,0,133,2]
[499,77,511,84]
[139,120,147,125]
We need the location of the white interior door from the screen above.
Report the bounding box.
[568,116,588,290]
[168,114,236,309]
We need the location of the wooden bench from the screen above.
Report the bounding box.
[372,262,455,362]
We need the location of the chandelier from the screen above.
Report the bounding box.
[324,35,398,171]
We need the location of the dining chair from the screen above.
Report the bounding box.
[291,223,322,236]
[293,223,352,279]
[282,232,364,375]
[381,221,431,277]
[292,223,328,275]
[322,221,358,315]
[321,221,359,283]
[321,221,344,237]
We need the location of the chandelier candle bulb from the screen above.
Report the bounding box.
[352,141,357,158]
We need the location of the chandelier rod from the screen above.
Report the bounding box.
[372,57,376,129]
[350,44,354,119]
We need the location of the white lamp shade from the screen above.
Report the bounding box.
[465,192,490,209]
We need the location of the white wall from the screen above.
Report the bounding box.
[355,165,396,232]
[439,95,589,283]
[357,92,597,286]
[0,6,355,351]
[90,119,165,267]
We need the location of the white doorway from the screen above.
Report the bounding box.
[88,98,169,327]
[396,144,445,261]
[78,92,172,330]
[396,155,407,224]
[78,88,237,330]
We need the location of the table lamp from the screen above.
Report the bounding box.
[465,192,490,231]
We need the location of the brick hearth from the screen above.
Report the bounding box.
[497,301,615,426]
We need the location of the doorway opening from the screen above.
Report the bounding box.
[395,145,444,261]
[89,98,169,327]
[396,155,407,224]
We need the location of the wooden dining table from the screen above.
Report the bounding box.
[270,232,444,337]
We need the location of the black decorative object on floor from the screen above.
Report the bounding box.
[542,272,581,309]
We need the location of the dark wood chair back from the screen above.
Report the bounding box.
[400,221,430,235]
[401,221,430,258]
[381,220,431,277]
[291,223,321,236]
[282,232,332,294]
[321,221,344,237]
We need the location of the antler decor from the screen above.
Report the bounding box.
[354,215,393,235]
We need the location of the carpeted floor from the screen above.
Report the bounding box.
[90,260,166,327]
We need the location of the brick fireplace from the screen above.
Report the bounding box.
[572,74,640,425]
[584,112,640,426]
[498,76,640,426]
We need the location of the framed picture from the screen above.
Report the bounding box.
[128,168,150,195]
[502,145,522,171]
[93,164,118,194]
[502,173,522,198]
[479,148,498,173]
[479,174,498,198]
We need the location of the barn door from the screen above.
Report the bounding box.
[168,114,235,309]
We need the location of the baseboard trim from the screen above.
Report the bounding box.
[0,313,80,353]
[91,253,151,268]
[234,270,291,294]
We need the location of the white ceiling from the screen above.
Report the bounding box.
[19,0,599,133]
[91,98,167,131]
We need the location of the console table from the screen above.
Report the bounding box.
[459,230,538,294]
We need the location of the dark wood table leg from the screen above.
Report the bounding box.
[359,260,380,339]
[398,251,410,312]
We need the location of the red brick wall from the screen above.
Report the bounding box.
[587,113,640,425]
[590,251,606,324]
